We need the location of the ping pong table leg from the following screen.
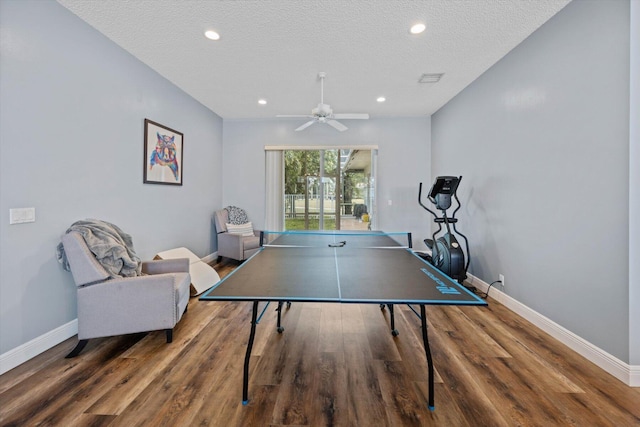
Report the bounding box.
[420,304,435,411]
[388,304,399,336]
[276,301,284,333]
[243,300,259,405]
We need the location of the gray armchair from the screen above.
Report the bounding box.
[61,231,191,357]
[213,208,261,263]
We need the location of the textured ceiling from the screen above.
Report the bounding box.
[57,0,571,120]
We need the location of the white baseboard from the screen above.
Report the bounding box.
[201,251,218,265]
[465,274,639,387]
[631,365,640,387]
[0,319,78,376]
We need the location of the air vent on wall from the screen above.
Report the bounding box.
[418,73,444,83]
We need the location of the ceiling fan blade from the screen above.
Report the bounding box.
[333,113,370,120]
[280,74,370,132]
[327,120,348,132]
[295,120,316,131]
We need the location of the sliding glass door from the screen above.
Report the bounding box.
[283,148,375,231]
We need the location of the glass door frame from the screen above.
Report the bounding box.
[268,145,378,232]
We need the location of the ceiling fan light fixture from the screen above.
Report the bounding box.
[277,72,370,132]
[410,23,426,35]
[204,30,220,40]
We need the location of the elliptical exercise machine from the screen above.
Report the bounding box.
[418,176,470,284]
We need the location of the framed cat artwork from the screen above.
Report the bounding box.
[143,119,183,186]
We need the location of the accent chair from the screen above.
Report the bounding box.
[61,231,191,357]
[213,208,261,263]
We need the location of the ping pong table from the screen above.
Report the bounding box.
[200,231,487,410]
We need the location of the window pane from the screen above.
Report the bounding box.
[284,149,375,231]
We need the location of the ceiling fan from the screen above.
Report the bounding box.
[277,72,369,132]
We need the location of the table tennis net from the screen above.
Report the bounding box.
[260,231,412,249]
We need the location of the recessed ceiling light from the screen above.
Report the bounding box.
[410,23,426,35]
[204,30,220,40]
[376,96,386,103]
[258,99,267,105]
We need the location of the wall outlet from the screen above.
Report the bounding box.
[499,274,505,288]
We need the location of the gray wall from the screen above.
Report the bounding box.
[222,118,431,243]
[431,0,631,362]
[0,0,223,354]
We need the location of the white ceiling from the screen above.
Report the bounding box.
[57,0,571,120]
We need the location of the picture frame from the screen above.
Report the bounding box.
[143,119,183,186]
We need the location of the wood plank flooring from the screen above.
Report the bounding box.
[1,260,639,426]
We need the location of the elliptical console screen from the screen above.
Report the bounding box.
[428,176,460,198]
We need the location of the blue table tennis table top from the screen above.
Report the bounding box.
[200,231,486,307]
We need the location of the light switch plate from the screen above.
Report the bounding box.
[9,207,36,224]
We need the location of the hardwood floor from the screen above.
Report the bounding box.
[1,260,639,426]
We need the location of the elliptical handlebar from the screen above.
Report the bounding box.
[451,176,463,220]
[419,182,442,260]
[418,182,438,219]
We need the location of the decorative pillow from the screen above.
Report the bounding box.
[225,206,249,225]
[226,222,254,237]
